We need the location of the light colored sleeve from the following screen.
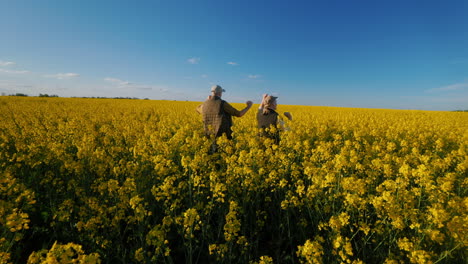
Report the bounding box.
[196,104,203,114]
[279,117,291,131]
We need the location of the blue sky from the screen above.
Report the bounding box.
[1,0,467,110]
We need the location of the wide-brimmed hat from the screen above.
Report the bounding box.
[211,85,225,93]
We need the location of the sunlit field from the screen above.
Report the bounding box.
[1,96,466,264]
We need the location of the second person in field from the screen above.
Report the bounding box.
[257,94,292,144]
[196,85,253,140]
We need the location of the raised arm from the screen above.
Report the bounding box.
[224,101,253,117]
[238,101,253,117]
[259,94,268,109]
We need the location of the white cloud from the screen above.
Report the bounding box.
[104,77,172,92]
[45,73,80,79]
[426,82,468,93]
[0,80,32,89]
[449,58,468,65]
[0,69,29,74]
[130,84,159,91]
[201,74,208,78]
[401,94,468,104]
[104,77,119,82]
[401,84,468,110]
[0,61,15,67]
[136,86,152,90]
[248,74,261,79]
[104,77,132,86]
[187,57,200,64]
[227,62,238,66]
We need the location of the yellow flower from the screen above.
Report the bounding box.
[27,241,101,264]
[397,237,414,251]
[224,201,241,242]
[134,248,145,262]
[296,236,324,264]
[258,255,273,264]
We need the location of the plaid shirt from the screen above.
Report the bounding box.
[257,108,280,143]
[197,96,241,139]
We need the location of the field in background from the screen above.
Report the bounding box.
[1,97,466,263]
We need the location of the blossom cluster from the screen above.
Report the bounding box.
[0,97,466,263]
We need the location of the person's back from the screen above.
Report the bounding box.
[256,94,292,144]
[257,108,280,143]
[197,85,253,141]
[201,96,233,139]
[257,108,279,129]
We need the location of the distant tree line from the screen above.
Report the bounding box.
[2,93,30,97]
[1,93,149,100]
[1,93,59,97]
[73,96,145,100]
[39,93,59,97]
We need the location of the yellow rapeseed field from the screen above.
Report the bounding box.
[0,96,466,263]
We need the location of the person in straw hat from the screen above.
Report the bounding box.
[257,94,292,144]
[197,85,253,141]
